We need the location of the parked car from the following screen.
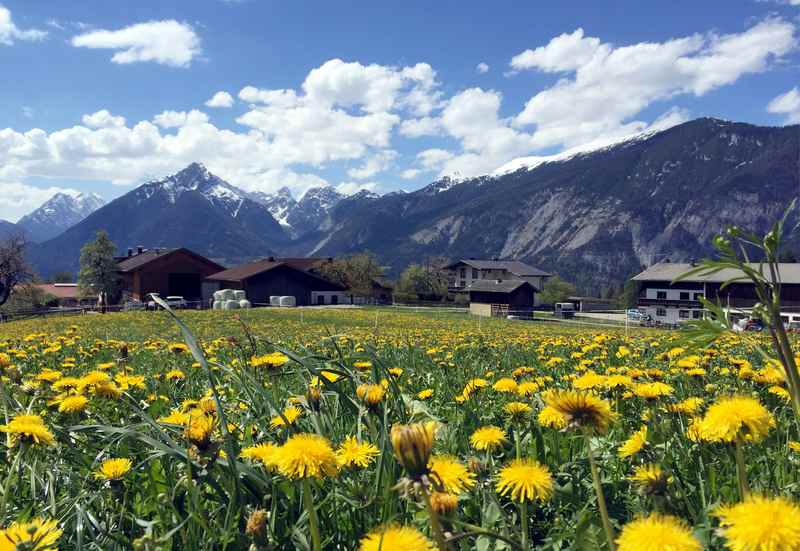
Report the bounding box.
[146,294,188,310]
[743,318,764,332]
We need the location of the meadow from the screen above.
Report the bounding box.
[0,306,798,550]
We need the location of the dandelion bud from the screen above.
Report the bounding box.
[306,386,321,411]
[356,384,385,412]
[430,492,458,516]
[390,421,436,478]
[245,509,269,541]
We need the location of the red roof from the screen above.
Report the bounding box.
[34,283,81,300]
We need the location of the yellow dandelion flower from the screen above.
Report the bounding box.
[495,458,553,503]
[714,495,800,551]
[630,464,672,495]
[516,381,540,397]
[429,455,475,495]
[544,390,616,433]
[184,413,215,449]
[416,389,433,400]
[249,352,289,369]
[470,426,507,451]
[240,442,280,470]
[633,382,674,400]
[697,395,774,444]
[616,514,701,551]
[358,525,435,551]
[270,406,303,429]
[0,517,62,551]
[274,433,338,480]
[336,436,379,468]
[618,426,648,459]
[668,397,704,415]
[95,458,133,481]
[789,441,800,453]
[538,405,568,429]
[504,401,532,421]
[0,414,55,446]
[492,378,518,393]
[429,492,459,515]
[165,369,185,381]
[356,384,386,409]
[57,394,89,414]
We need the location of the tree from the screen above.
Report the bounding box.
[394,263,448,302]
[0,233,32,307]
[616,279,641,310]
[316,252,384,297]
[0,284,57,312]
[78,230,119,305]
[538,275,576,306]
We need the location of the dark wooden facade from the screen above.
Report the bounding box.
[468,283,535,310]
[118,248,225,302]
[208,263,345,306]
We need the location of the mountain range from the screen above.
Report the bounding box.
[17,192,106,242]
[18,117,800,292]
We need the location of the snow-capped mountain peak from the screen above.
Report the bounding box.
[17,191,106,242]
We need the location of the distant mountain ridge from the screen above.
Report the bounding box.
[28,163,289,276]
[18,192,105,243]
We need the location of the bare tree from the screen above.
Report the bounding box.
[0,233,32,307]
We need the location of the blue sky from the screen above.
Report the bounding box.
[1,0,799,221]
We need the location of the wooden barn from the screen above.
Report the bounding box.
[205,258,346,306]
[117,247,225,303]
[465,279,536,317]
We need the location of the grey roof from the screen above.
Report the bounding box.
[632,262,800,284]
[446,259,551,277]
[465,279,535,293]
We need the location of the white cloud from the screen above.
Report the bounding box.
[417,148,455,170]
[335,181,377,195]
[476,62,490,74]
[512,18,797,149]
[768,87,800,123]
[153,110,209,128]
[82,109,126,129]
[205,91,234,108]
[510,28,600,72]
[71,20,201,67]
[399,116,441,137]
[346,150,397,179]
[0,182,79,222]
[400,168,420,179]
[21,107,34,119]
[0,5,47,45]
[238,86,299,107]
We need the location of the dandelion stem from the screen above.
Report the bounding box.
[585,431,616,551]
[422,487,449,551]
[303,479,322,551]
[519,500,530,550]
[734,437,750,500]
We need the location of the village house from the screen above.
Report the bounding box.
[632,261,800,324]
[32,283,97,308]
[117,247,225,304]
[445,258,551,305]
[205,257,348,306]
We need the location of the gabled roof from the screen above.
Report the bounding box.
[632,262,800,284]
[34,283,81,300]
[465,279,536,293]
[206,259,346,290]
[446,259,551,277]
[117,248,224,273]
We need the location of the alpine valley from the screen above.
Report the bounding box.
[22,118,800,291]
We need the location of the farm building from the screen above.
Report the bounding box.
[567,296,616,312]
[32,283,96,308]
[464,279,537,317]
[205,258,347,306]
[117,247,225,303]
[632,261,800,324]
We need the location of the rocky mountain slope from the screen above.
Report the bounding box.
[299,118,800,292]
[252,186,345,239]
[28,163,288,276]
[17,192,105,242]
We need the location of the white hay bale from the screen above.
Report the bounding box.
[238,299,251,309]
[223,299,240,310]
[270,296,281,306]
[279,296,296,307]
[232,290,246,301]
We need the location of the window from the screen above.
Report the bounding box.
[679,310,689,319]
[460,268,466,279]
[679,292,690,300]
[472,268,478,279]
[656,291,667,300]
[692,310,702,319]
[656,308,666,317]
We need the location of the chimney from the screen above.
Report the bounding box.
[267,256,275,262]
[127,248,133,257]
[137,246,143,255]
